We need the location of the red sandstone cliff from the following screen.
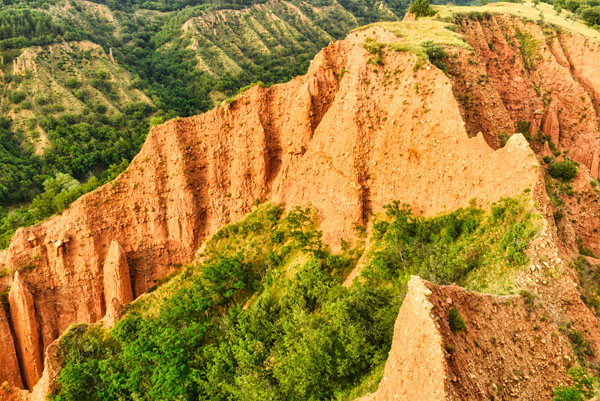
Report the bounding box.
[448,13,600,178]
[445,12,600,259]
[0,24,539,393]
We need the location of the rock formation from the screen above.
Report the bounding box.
[366,277,573,400]
[103,240,133,319]
[542,102,561,146]
[450,14,600,174]
[0,24,539,392]
[8,273,42,391]
[0,304,23,389]
[5,10,600,399]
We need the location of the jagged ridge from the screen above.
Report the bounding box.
[0,23,537,395]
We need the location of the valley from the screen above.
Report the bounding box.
[3,0,600,400]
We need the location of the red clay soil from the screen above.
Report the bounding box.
[448,14,600,169]
[447,13,600,258]
[0,25,538,396]
[366,277,574,401]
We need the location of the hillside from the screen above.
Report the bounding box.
[0,0,406,250]
[0,41,152,153]
[4,1,600,400]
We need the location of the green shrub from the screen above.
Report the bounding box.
[553,387,584,401]
[553,366,595,401]
[36,96,50,105]
[422,41,447,72]
[9,90,26,104]
[553,210,563,222]
[65,77,81,89]
[548,160,578,181]
[448,307,466,332]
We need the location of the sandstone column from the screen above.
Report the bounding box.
[591,148,599,179]
[103,241,133,318]
[8,272,42,390]
[542,103,560,146]
[0,301,23,388]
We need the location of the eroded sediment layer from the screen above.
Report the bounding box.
[0,26,537,390]
[367,277,573,401]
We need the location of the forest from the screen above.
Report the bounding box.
[542,0,600,27]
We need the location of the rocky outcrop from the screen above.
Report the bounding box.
[447,13,600,257]
[0,304,22,389]
[366,277,573,401]
[0,24,538,391]
[450,14,600,169]
[103,240,133,320]
[8,273,42,391]
[542,102,560,146]
[369,277,448,401]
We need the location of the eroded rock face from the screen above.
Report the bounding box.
[450,14,600,172]
[0,304,22,389]
[8,273,42,391]
[368,277,449,401]
[447,13,600,258]
[542,102,560,146]
[367,277,573,401]
[103,240,133,320]
[0,25,537,392]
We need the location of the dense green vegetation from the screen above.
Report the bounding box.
[554,367,597,401]
[548,160,578,181]
[49,196,539,400]
[0,117,42,204]
[0,8,72,50]
[543,0,600,29]
[0,102,151,248]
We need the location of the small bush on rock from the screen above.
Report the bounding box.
[449,307,466,332]
[548,160,577,181]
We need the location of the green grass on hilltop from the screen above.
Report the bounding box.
[435,2,600,42]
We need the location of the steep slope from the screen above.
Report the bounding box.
[435,3,600,260]
[366,277,574,400]
[0,40,152,153]
[175,0,389,77]
[0,0,403,230]
[0,24,537,393]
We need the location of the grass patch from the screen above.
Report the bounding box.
[435,2,600,42]
[515,26,541,70]
[355,18,470,61]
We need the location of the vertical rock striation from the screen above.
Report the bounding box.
[8,273,42,391]
[103,240,133,319]
[366,277,574,401]
[0,302,23,388]
[0,24,538,391]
